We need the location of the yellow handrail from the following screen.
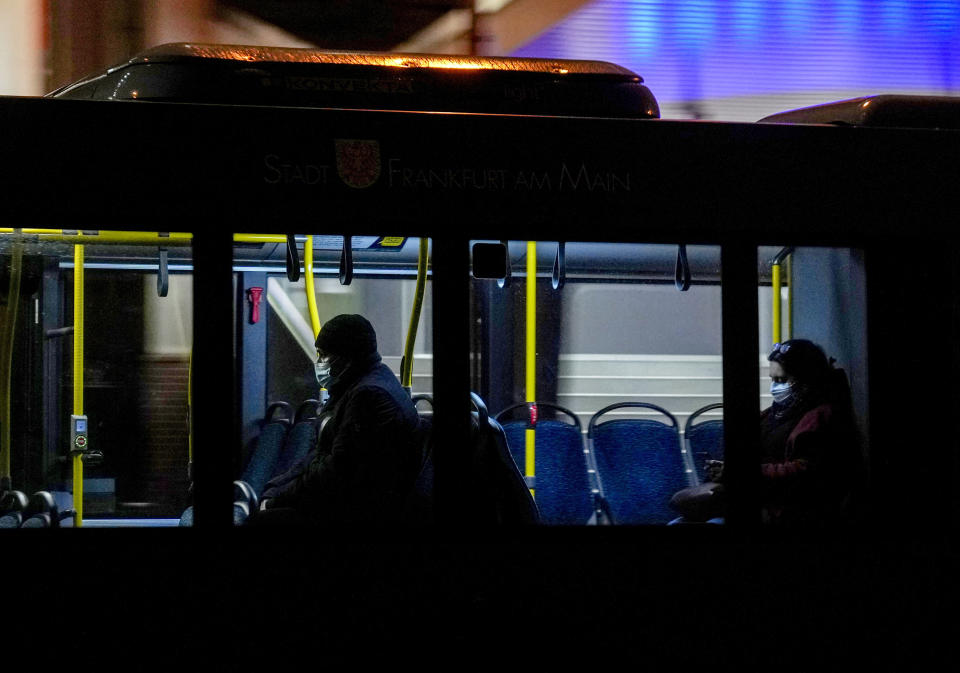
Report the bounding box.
[772,262,782,345]
[771,248,794,345]
[0,229,290,246]
[73,245,85,526]
[0,229,194,246]
[0,231,24,488]
[786,254,793,341]
[304,235,321,339]
[525,241,537,497]
[233,233,288,244]
[401,238,429,390]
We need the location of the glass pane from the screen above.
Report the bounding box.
[231,234,433,527]
[1,229,193,527]
[757,246,868,529]
[470,240,723,526]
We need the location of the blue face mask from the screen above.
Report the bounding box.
[770,380,794,403]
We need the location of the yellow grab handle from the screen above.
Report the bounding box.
[304,235,321,339]
[401,238,429,389]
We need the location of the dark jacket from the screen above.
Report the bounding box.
[262,353,421,525]
[758,381,860,527]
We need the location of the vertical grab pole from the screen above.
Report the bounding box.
[73,244,85,526]
[304,235,321,339]
[771,262,782,346]
[401,238,430,392]
[0,232,24,491]
[785,254,793,341]
[770,248,793,346]
[525,241,537,497]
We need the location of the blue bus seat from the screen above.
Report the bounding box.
[182,401,430,527]
[240,401,293,496]
[177,498,251,527]
[684,403,724,484]
[412,393,433,418]
[20,491,74,528]
[232,501,251,525]
[466,393,540,526]
[271,399,323,481]
[496,402,594,525]
[0,490,29,528]
[233,480,259,523]
[400,415,434,525]
[588,402,687,525]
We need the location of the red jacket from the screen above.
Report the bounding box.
[759,402,856,526]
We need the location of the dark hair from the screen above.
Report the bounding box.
[768,339,832,386]
[315,314,378,358]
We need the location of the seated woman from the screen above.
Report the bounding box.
[670,339,861,527]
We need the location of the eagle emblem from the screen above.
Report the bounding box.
[335,139,381,188]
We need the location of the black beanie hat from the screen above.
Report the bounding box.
[315,314,378,358]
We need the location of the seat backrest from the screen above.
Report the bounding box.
[496,403,593,525]
[0,490,28,515]
[233,479,259,514]
[0,511,23,528]
[177,501,251,527]
[0,491,27,529]
[400,415,435,525]
[684,403,724,483]
[271,399,324,480]
[178,506,194,527]
[232,501,251,526]
[412,394,434,418]
[21,491,60,528]
[466,393,540,526]
[588,403,686,525]
[241,401,293,496]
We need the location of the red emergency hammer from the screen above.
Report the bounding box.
[246,287,264,324]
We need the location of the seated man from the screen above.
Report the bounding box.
[256,314,422,526]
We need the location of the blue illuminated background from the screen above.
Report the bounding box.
[512,0,960,120]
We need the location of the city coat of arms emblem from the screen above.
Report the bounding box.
[335,139,381,188]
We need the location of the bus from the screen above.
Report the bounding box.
[1,43,956,665]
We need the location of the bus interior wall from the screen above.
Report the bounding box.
[790,246,870,511]
[471,276,562,414]
[238,270,268,469]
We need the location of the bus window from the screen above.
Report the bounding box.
[470,240,723,526]
[230,234,432,526]
[757,246,868,530]
[0,229,193,527]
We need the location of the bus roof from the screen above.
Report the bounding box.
[758,94,960,130]
[126,43,643,77]
[48,42,659,119]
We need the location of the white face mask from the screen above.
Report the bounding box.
[770,380,794,403]
[314,357,334,389]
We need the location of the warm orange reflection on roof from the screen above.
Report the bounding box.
[130,43,641,79]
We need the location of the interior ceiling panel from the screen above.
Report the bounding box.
[220,0,471,51]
